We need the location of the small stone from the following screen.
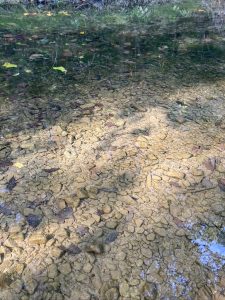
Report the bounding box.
[141,247,153,258]
[58,200,66,209]
[105,287,119,300]
[57,207,73,221]
[29,232,47,245]
[141,282,158,300]
[217,165,225,173]
[176,152,192,159]
[191,169,204,176]
[64,196,80,209]
[153,227,167,237]
[77,188,89,199]
[119,282,130,297]
[136,227,145,234]
[94,228,103,238]
[51,247,62,258]
[220,276,225,287]
[83,263,93,273]
[58,263,71,275]
[175,116,186,124]
[115,251,126,261]
[146,233,155,241]
[127,225,135,233]
[8,224,21,234]
[26,214,42,228]
[61,131,68,137]
[85,242,104,254]
[167,170,185,179]
[47,264,58,279]
[103,230,119,244]
[111,270,121,280]
[102,204,112,214]
[106,220,118,229]
[86,185,98,197]
[129,278,139,286]
[63,244,82,255]
[23,208,35,216]
[136,259,143,267]
[25,278,38,295]
[176,229,186,236]
[134,219,143,227]
[218,178,225,192]
[4,238,17,249]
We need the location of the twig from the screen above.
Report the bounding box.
[179,186,216,194]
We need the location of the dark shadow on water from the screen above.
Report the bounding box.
[0,13,225,136]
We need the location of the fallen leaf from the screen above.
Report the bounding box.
[0,160,12,168]
[13,162,24,169]
[24,68,32,73]
[43,167,59,173]
[53,66,67,74]
[58,11,70,16]
[6,176,17,191]
[0,203,13,216]
[26,214,42,228]
[2,62,17,68]
[29,54,44,60]
[218,178,225,191]
[57,207,73,221]
[203,158,217,172]
[60,244,81,255]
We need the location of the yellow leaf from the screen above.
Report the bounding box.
[58,11,70,16]
[53,66,67,73]
[24,68,32,73]
[13,162,24,169]
[80,31,85,35]
[2,62,17,68]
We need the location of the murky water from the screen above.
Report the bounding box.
[0,7,225,300]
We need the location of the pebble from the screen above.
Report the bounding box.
[167,170,185,179]
[153,227,167,237]
[102,204,112,214]
[119,282,130,297]
[85,242,104,254]
[83,263,93,273]
[127,225,135,233]
[105,220,118,229]
[141,247,153,258]
[58,263,71,275]
[115,251,126,261]
[28,232,47,245]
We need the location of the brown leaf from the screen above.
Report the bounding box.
[218,178,225,192]
[0,160,12,168]
[203,158,216,171]
[43,168,59,173]
[6,176,17,191]
[60,244,82,255]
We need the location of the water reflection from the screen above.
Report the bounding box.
[193,226,225,272]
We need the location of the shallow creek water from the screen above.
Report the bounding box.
[0,10,225,300]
